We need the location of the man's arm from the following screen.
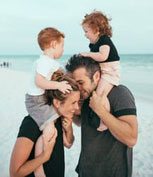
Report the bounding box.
[89,91,138,147]
[98,108,138,147]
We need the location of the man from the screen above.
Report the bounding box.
[66,55,138,177]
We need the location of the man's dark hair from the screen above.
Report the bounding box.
[65,54,101,80]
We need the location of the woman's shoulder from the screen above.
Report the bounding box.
[17,115,41,142]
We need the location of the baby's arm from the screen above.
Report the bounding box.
[81,45,110,62]
[35,73,72,93]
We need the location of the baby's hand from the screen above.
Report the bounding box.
[58,81,72,94]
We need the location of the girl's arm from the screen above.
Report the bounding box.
[62,117,74,148]
[35,73,72,93]
[81,45,110,62]
[10,132,57,177]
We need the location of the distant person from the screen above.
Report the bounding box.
[66,55,138,177]
[3,61,6,67]
[81,10,120,131]
[25,27,72,177]
[10,73,80,177]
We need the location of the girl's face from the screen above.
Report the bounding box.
[82,24,100,44]
[55,91,80,118]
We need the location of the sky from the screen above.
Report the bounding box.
[0,0,153,55]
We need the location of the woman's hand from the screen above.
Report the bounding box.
[62,117,74,148]
[62,117,73,132]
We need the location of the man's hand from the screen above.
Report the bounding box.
[89,91,106,115]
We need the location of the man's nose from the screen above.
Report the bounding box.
[78,84,82,91]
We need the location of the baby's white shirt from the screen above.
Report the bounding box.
[27,54,61,96]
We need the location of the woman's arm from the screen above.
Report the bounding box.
[62,117,74,148]
[10,131,57,177]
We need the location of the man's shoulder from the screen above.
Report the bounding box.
[109,84,136,107]
[110,85,132,96]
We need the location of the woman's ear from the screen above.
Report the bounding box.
[93,71,100,84]
[53,99,61,109]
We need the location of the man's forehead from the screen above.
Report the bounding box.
[72,68,88,80]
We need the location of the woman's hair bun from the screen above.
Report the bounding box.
[51,70,65,81]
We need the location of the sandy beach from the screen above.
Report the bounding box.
[0,68,153,177]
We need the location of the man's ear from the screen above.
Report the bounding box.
[53,99,61,109]
[93,71,100,84]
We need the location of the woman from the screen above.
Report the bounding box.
[10,73,80,177]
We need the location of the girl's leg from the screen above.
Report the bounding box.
[96,78,113,132]
[34,121,55,177]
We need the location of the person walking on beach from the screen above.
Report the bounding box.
[25,27,72,177]
[10,73,80,177]
[81,10,120,131]
[66,54,138,177]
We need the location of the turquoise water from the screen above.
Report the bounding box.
[0,54,153,99]
[0,54,153,71]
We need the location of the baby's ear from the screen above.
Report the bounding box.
[50,40,57,48]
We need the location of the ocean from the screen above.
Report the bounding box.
[0,53,153,99]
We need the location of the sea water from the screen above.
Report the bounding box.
[0,54,153,99]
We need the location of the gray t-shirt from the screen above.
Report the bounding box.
[76,85,136,177]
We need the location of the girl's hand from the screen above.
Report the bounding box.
[80,52,90,57]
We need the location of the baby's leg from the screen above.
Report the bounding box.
[34,135,46,177]
[96,78,112,132]
[34,121,55,177]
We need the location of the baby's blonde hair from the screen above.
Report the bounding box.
[38,27,65,51]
